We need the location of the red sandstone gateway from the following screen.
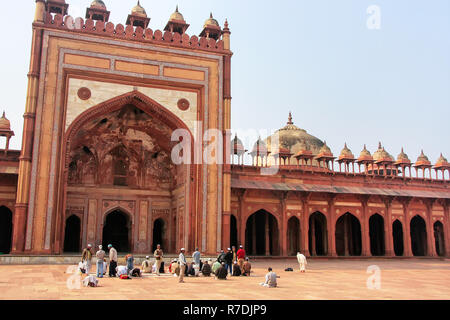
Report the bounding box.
[0,0,448,260]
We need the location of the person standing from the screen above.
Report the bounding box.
[108,244,117,277]
[217,250,226,264]
[81,244,93,275]
[224,248,233,275]
[192,248,201,268]
[154,244,164,276]
[232,246,237,263]
[237,245,246,271]
[178,248,187,283]
[126,254,134,275]
[96,245,106,278]
[296,252,307,273]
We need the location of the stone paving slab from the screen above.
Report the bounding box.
[0,259,448,300]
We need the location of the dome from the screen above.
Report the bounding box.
[396,148,411,164]
[415,150,431,166]
[170,5,185,21]
[358,145,373,161]
[265,113,324,158]
[231,135,245,154]
[339,143,354,160]
[435,153,449,167]
[0,111,11,131]
[131,1,147,17]
[373,142,394,162]
[204,12,219,28]
[251,137,268,155]
[317,141,333,157]
[90,0,106,8]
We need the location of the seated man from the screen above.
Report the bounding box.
[169,259,178,274]
[260,267,277,288]
[187,262,196,276]
[141,256,152,273]
[242,258,252,276]
[212,260,221,274]
[215,262,228,280]
[201,260,212,277]
[232,262,241,276]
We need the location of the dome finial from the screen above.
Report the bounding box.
[1,111,5,118]
[378,141,382,149]
[287,111,293,125]
[176,4,179,12]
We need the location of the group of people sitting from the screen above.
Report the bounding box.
[80,243,303,287]
[166,256,252,280]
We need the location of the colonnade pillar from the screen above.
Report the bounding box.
[361,198,371,257]
[403,199,413,257]
[384,198,394,256]
[328,197,337,257]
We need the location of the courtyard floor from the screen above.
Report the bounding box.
[0,259,448,300]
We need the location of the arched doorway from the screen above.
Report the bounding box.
[433,221,445,257]
[102,210,130,253]
[309,212,328,256]
[245,210,279,256]
[410,215,427,256]
[287,217,301,256]
[335,212,362,256]
[63,215,81,253]
[369,214,385,256]
[152,218,166,252]
[392,220,404,256]
[0,206,12,254]
[230,215,238,249]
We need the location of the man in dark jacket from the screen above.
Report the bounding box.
[232,262,241,276]
[224,248,233,275]
[215,262,228,280]
[201,260,212,277]
[217,250,226,263]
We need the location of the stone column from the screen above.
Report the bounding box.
[252,215,256,255]
[301,196,310,256]
[426,201,436,257]
[222,212,231,250]
[403,200,413,257]
[12,14,44,253]
[310,217,316,256]
[361,199,371,257]
[265,212,270,256]
[328,198,337,257]
[280,193,288,256]
[444,202,450,258]
[385,198,394,256]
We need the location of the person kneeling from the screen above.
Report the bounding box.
[260,267,277,288]
[232,262,241,277]
[215,262,228,280]
[201,260,212,277]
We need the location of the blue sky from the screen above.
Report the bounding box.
[0,0,449,163]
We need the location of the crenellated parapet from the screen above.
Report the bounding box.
[40,14,228,54]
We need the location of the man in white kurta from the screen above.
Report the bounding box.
[297,252,307,273]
